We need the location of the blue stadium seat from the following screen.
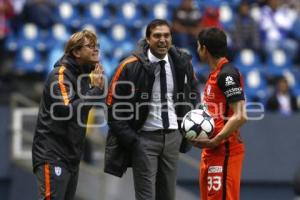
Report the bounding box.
[108,24,135,61]
[282,68,300,96]
[82,2,112,28]
[106,0,128,6]
[266,49,293,76]
[136,0,161,7]
[219,3,234,29]
[44,24,71,50]
[75,0,103,5]
[234,49,262,74]
[99,35,114,56]
[81,24,98,34]
[5,33,18,52]
[243,68,267,102]
[15,46,44,73]
[194,63,210,81]
[285,69,300,101]
[166,0,181,7]
[292,85,300,102]
[17,23,45,51]
[109,24,131,43]
[57,2,81,29]
[112,41,135,62]
[46,44,64,74]
[291,18,300,40]
[101,55,119,79]
[146,3,171,21]
[115,2,143,28]
[203,0,223,7]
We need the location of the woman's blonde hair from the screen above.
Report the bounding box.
[64,29,97,56]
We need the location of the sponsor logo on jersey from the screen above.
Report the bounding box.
[54,166,62,176]
[225,76,235,86]
[224,87,243,97]
[208,166,223,173]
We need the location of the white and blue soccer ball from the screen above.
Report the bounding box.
[181,108,215,140]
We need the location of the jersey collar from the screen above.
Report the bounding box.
[216,57,229,71]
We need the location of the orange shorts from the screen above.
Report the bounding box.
[199,152,244,200]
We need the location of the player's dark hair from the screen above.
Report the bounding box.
[197,27,227,58]
[145,19,171,38]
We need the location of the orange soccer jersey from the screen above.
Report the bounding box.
[200,58,245,200]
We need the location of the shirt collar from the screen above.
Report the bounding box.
[216,57,229,70]
[148,49,169,64]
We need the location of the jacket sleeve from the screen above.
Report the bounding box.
[50,66,103,119]
[106,63,138,149]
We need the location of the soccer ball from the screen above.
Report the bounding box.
[181,109,215,140]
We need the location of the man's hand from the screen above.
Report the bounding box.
[90,63,104,89]
[191,134,223,149]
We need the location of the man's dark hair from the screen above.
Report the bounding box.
[145,19,171,38]
[197,27,227,58]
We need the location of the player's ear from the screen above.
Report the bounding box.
[146,37,150,45]
[72,49,81,58]
[202,45,208,55]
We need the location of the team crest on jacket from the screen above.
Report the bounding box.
[54,166,62,176]
[225,76,235,86]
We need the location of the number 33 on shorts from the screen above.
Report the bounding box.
[207,175,222,191]
[207,165,223,193]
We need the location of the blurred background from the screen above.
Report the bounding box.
[0,0,300,199]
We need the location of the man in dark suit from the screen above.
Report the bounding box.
[104,19,199,200]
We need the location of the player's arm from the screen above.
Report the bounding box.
[192,100,247,148]
[209,100,247,146]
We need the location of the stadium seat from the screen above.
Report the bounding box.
[291,18,300,40]
[282,68,300,103]
[57,2,81,29]
[112,42,135,62]
[44,24,71,50]
[46,44,64,74]
[282,69,298,88]
[194,63,210,83]
[219,3,234,29]
[82,2,112,28]
[15,46,44,73]
[101,55,119,79]
[203,0,223,8]
[106,0,128,6]
[5,33,18,52]
[109,24,130,43]
[234,49,262,74]
[166,0,181,7]
[115,2,143,28]
[108,24,135,62]
[266,49,293,76]
[75,0,102,5]
[147,3,171,21]
[99,35,114,56]
[17,23,45,51]
[137,0,161,7]
[243,68,267,102]
[81,24,98,34]
[250,4,261,22]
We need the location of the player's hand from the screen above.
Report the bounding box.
[90,63,104,89]
[191,135,222,149]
